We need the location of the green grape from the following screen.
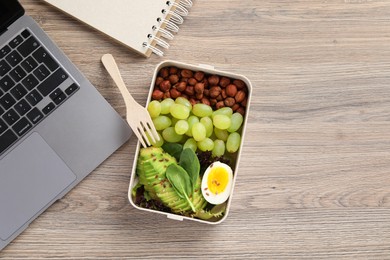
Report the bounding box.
[175,97,192,111]
[185,115,199,136]
[160,98,175,114]
[227,112,244,133]
[226,132,241,153]
[212,107,233,118]
[183,138,197,152]
[170,103,190,119]
[192,103,212,117]
[146,132,164,147]
[191,122,206,141]
[147,100,161,118]
[197,138,214,152]
[212,139,225,157]
[174,120,189,135]
[213,114,231,130]
[200,116,213,137]
[162,127,183,143]
[152,115,172,130]
[214,128,229,141]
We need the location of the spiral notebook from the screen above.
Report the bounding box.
[43,0,193,57]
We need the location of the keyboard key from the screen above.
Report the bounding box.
[0,75,15,92]
[0,45,11,59]
[12,117,32,136]
[26,89,43,106]
[49,88,66,105]
[26,107,44,124]
[0,106,4,116]
[42,102,55,115]
[9,65,27,83]
[0,60,11,77]
[10,84,27,99]
[9,35,23,49]
[38,68,68,97]
[0,118,6,134]
[32,47,59,71]
[20,56,38,73]
[33,64,50,81]
[0,129,18,155]
[0,93,16,110]
[21,74,39,91]
[21,29,31,39]
[17,35,40,57]
[65,83,79,96]
[14,99,31,116]
[5,50,23,67]
[3,108,19,125]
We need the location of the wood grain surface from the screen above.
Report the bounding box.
[2,0,390,258]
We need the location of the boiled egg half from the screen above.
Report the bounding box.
[201,161,233,205]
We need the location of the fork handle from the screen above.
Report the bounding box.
[101,54,137,109]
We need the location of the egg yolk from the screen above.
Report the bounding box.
[207,166,229,195]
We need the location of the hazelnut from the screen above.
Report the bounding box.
[169,74,179,84]
[224,97,235,107]
[155,76,164,87]
[235,90,246,103]
[194,82,205,94]
[159,68,169,78]
[181,69,193,78]
[232,103,240,112]
[210,98,217,106]
[208,75,220,86]
[219,77,231,88]
[175,82,186,92]
[204,89,210,97]
[241,97,248,107]
[189,98,197,106]
[170,88,181,99]
[164,91,171,99]
[201,98,211,106]
[152,89,164,100]
[216,94,223,101]
[159,80,171,92]
[233,79,246,90]
[184,86,194,96]
[221,89,227,99]
[196,92,203,100]
[209,86,221,98]
[216,101,225,109]
[226,84,237,97]
[236,107,245,116]
[188,78,197,86]
[169,67,178,75]
[194,71,205,82]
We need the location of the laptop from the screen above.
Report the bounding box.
[0,0,132,250]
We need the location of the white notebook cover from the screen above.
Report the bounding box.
[43,0,188,57]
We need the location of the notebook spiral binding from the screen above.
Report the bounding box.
[142,0,193,57]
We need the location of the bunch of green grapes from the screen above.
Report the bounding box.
[147,97,244,157]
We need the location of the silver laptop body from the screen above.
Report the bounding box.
[0,0,131,250]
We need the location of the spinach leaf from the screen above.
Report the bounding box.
[162,143,183,161]
[179,148,200,190]
[166,164,196,212]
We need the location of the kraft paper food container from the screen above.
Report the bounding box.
[128,60,252,224]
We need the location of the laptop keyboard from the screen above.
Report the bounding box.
[0,29,79,155]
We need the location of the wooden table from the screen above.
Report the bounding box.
[2,0,390,258]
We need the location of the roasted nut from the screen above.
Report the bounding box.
[169,74,179,84]
[208,75,220,86]
[155,76,164,87]
[152,89,164,100]
[188,77,197,86]
[203,89,210,97]
[159,80,171,92]
[241,97,248,107]
[159,68,169,78]
[236,107,245,116]
[224,97,235,107]
[169,67,178,75]
[195,92,203,100]
[216,101,225,109]
[233,79,246,90]
[201,98,211,106]
[210,98,217,106]
[216,94,223,101]
[209,86,221,98]
[189,98,197,106]
[175,82,186,92]
[194,71,205,82]
[184,86,194,96]
[170,88,181,99]
[226,84,237,97]
[194,82,205,94]
[232,103,240,112]
[219,77,231,88]
[181,69,193,78]
[235,90,246,103]
[163,91,171,99]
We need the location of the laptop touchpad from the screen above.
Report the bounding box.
[0,132,76,241]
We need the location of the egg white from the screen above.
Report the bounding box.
[201,161,233,205]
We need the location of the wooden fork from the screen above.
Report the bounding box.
[101,54,160,148]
